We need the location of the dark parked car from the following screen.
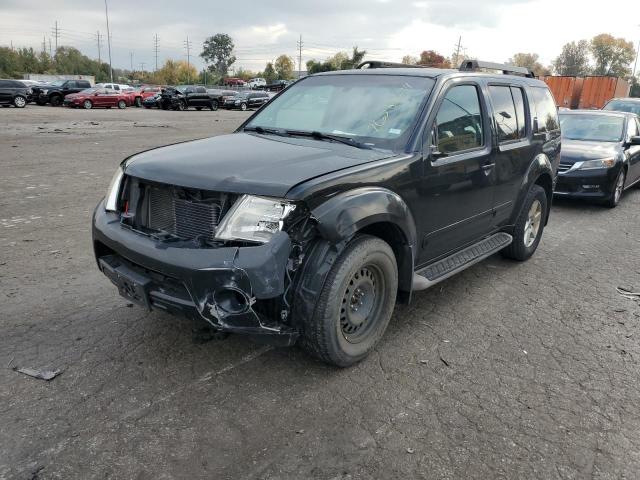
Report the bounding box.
[556,110,640,207]
[159,85,216,111]
[93,60,560,366]
[222,91,270,111]
[0,79,32,108]
[206,88,237,110]
[142,93,162,109]
[602,97,640,116]
[33,79,92,106]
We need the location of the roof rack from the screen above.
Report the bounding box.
[356,61,421,69]
[459,60,534,78]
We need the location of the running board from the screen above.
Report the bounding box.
[412,232,512,291]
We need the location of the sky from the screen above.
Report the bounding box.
[1,0,639,74]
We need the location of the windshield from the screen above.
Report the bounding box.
[49,80,65,87]
[245,74,435,150]
[603,100,640,116]
[81,88,98,94]
[559,114,625,142]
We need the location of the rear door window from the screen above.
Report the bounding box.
[196,87,206,93]
[435,84,484,154]
[531,87,559,133]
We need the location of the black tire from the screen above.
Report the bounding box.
[117,100,127,109]
[240,102,247,111]
[300,235,398,367]
[195,106,202,111]
[175,102,186,111]
[210,100,218,111]
[134,97,142,107]
[83,100,93,110]
[13,95,27,108]
[49,95,62,107]
[502,184,547,261]
[144,105,151,109]
[605,168,626,208]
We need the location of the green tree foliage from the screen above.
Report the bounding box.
[200,33,236,77]
[508,52,550,77]
[590,34,636,77]
[263,62,277,83]
[274,55,295,80]
[305,47,367,74]
[401,55,418,65]
[553,40,591,76]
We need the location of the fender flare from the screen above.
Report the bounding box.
[511,153,554,225]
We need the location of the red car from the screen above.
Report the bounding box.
[120,86,162,107]
[224,77,246,86]
[63,88,130,109]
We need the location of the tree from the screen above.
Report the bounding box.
[263,62,277,83]
[401,55,418,65]
[553,40,591,76]
[508,52,550,77]
[274,55,295,79]
[341,47,366,69]
[200,33,236,77]
[419,50,450,68]
[590,34,636,77]
[450,49,467,68]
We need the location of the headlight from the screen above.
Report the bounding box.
[215,195,296,243]
[577,158,616,170]
[104,166,124,212]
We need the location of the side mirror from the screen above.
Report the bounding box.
[628,136,640,146]
[428,125,446,160]
[94,92,100,96]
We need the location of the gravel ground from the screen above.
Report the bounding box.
[1,106,640,480]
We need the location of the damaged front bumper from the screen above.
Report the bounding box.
[92,202,298,346]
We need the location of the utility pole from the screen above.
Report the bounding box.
[454,36,463,67]
[42,35,47,54]
[96,31,102,64]
[139,62,145,72]
[104,0,113,83]
[51,21,60,56]
[48,38,52,58]
[297,34,303,78]
[153,33,159,72]
[184,36,193,82]
[130,51,134,71]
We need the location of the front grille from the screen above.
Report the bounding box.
[557,162,573,173]
[146,184,225,242]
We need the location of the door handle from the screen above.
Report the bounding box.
[481,163,495,170]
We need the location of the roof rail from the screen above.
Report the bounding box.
[356,61,421,69]
[459,60,535,78]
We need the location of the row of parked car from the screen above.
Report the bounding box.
[0,78,275,111]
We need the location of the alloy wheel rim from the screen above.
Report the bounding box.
[523,199,542,248]
[84,100,91,109]
[339,265,384,343]
[15,97,25,107]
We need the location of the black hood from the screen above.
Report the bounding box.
[560,140,622,164]
[124,133,393,197]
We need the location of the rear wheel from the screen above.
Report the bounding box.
[300,235,398,367]
[13,95,26,108]
[83,100,93,110]
[134,97,142,107]
[240,102,247,111]
[605,168,626,208]
[195,106,202,111]
[502,185,547,261]
[210,100,218,111]
[49,95,62,107]
[175,101,186,111]
[117,100,127,109]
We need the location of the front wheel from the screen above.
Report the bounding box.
[240,102,247,111]
[210,100,218,111]
[502,184,547,261]
[49,95,62,107]
[605,168,626,208]
[175,101,186,111]
[134,97,142,107]
[83,100,93,110]
[300,235,398,367]
[117,100,127,109]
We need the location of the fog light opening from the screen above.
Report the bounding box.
[213,287,250,314]
[582,184,599,189]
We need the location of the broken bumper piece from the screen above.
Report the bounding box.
[92,203,298,346]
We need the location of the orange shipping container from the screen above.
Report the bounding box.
[543,76,583,109]
[578,76,630,109]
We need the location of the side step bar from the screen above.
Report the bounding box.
[412,232,512,291]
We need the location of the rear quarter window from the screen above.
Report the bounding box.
[530,87,559,133]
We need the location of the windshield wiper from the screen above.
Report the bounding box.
[285,130,372,150]
[244,125,289,137]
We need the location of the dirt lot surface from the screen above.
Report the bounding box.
[1,106,640,480]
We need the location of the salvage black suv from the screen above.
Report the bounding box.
[93,60,561,367]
